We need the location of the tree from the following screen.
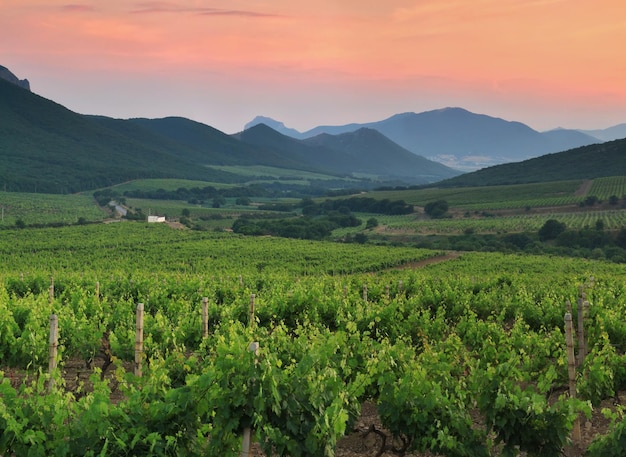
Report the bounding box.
[595,219,605,231]
[182,208,191,217]
[609,195,620,205]
[236,197,250,206]
[616,228,626,249]
[365,217,379,229]
[538,219,566,241]
[212,196,226,208]
[354,233,368,244]
[424,200,449,218]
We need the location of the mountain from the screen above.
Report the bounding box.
[303,128,459,180]
[580,124,626,142]
[0,65,30,91]
[0,78,244,193]
[433,137,626,187]
[244,116,303,138]
[0,68,458,193]
[246,108,601,170]
[236,124,460,182]
[95,116,303,168]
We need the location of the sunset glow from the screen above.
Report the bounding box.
[2,0,625,133]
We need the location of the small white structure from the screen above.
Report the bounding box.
[147,215,166,223]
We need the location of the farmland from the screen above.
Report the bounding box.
[0,191,105,226]
[1,222,625,456]
[4,176,626,238]
[2,177,626,456]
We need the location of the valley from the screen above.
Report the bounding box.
[2,63,626,456]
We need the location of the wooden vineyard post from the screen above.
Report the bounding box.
[398,280,403,295]
[202,297,209,338]
[96,281,100,303]
[48,314,59,392]
[239,275,244,287]
[343,285,347,298]
[241,341,259,457]
[386,285,390,300]
[577,295,586,367]
[363,284,368,302]
[134,303,144,377]
[49,276,54,304]
[583,300,589,362]
[249,294,256,328]
[565,312,581,443]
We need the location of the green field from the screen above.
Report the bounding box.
[0,191,104,226]
[362,209,626,235]
[110,178,237,193]
[212,165,357,183]
[588,176,626,200]
[367,179,584,209]
[0,223,625,455]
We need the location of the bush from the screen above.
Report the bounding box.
[538,219,566,241]
[424,200,449,219]
[365,218,379,229]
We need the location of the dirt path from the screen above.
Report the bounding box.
[393,251,461,270]
[575,179,593,197]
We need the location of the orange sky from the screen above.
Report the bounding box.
[1,0,625,133]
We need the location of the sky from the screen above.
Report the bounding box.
[1,0,626,134]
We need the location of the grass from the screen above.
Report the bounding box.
[5,177,626,238]
[123,197,286,221]
[587,176,626,200]
[212,165,359,182]
[110,179,237,193]
[0,191,104,226]
[354,209,626,236]
[365,180,584,209]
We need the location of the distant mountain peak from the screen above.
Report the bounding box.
[244,115,284,129]
[0,65,30,91]
[434,106,468,113]
[244,116,303,138]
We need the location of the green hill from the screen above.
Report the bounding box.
[1,77,459,193]
[435,137,626,187]
[125,117,304,167]
[0,79,242,193]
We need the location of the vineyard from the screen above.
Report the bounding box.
[0,191,105,226]
[1,223,626,456]
[367,180,585,210]
[4,176,626,239]
[588,176,626,201]
[369,209,626,236]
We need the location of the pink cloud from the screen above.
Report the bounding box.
[59,4,95,13]
[131,2,282,18]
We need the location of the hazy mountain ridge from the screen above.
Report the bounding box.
[246,108,612,170]
[0,78,238,193]
[244,116,303,138]
[303,128,458,179]
[580,124,626,142]
[4,63,625,195]
[236,124,460,181]
[434,137,626,187]
[0,67,459,193]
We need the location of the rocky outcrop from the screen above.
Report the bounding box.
[0,65,30,91]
